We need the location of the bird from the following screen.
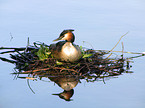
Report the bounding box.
[49,29,82,62]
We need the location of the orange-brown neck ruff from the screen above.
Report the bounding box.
[64,32,75,42]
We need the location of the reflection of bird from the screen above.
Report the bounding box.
[49,76,78,101]
[49,29,82,62]
[49,76,79,91]
[52,89,74,101]
[56,77,78,91]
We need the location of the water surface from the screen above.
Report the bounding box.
[0,0,145,108]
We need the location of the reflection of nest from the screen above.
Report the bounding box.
[6,44,132,82]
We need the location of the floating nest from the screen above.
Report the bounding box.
[0,40,135,82]
[1,34,144,101]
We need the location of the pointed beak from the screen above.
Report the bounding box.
[53,36,63,42]
[52,93,60,96]
[53,38,60,42]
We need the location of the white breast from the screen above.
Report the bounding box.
[63,43,76,56]
[61,42,82,62]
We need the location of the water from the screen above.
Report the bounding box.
[0,0,145,108]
